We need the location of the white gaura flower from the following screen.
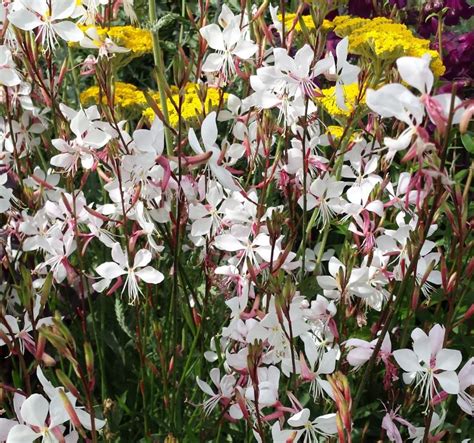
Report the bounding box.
[0,45,21,86]
[94,243,164,303]
[51,105,111,172]
[326,37,361,110]
[0,173,14,213]
[408,411,444,443]
[366,55,463,161]
[297,175,346,226]
[456,357,473,416]
[0,295,53,355]
[200,15,257,79]
[393,324,462,406]
[196,368,236,415]
[188,111,240,191]
[36,366,106,432]
[6,393,71,443]
[8,0,84,49]
[79,27,129,57]
[287,409,338,442]
[272,44,333,99]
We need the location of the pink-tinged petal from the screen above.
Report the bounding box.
[366,200,384,217]
[135,267,164,284]
[316,275,337,290]
[199,24,225,51]
[413,335,431,364]
[347,347,373,367]
[50,153,74,170]
[36,366,57,399]
[366,84,417,126]
[133,249,151,269]
[396,55,433,94]
[214,234,244,252]
[344,338,370,348]
[188,128,204,155]
[319,349,337,374]
[111,243,128,268]
[0,68,21,87]
[288,408,310,427]
[92,278,111,293]
[209,163,240,191]
[48,394,71,428]
[5,424,39,443]
[431,94,463,124]
[393,349,422,372]
[457,393,473,416]
[83,128,110,147]
[458,358,474,390]
[13,393,26,423]
[75,408,105,431]
[232,40,257,60]
[196,377,215,396]
[95,262,126,279]
[202,53,225,73]
[8,9,42,31]
[229,403,243,420]
[428,324,445,356]
[0,418,17,441]
[435,371,459,394]
[314,413,338,435]
[191,217,213,237]
[53,21,83,42]
[435,349,462,371]
[201,112,217,150]
[52,0,76,20]
[222,22,240,48]
[20,394,48,427]
[336,37,349,67]
[382,413,403,443]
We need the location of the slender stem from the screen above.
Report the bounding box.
[149,0,173,155]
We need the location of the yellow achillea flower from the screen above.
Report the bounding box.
[277,13,332,33]
[80,26,153,55]
[318,83,365,119]
[330,16,445,76]
[143,83,227,127]
[80,82,147,111]
[325,125,361,142]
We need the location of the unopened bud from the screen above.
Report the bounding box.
[58,388,87,438]
[84,342,94,381]
[55,369,81,399]
[35,333,47,361]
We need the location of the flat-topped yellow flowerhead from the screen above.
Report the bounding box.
[318,83,365,119]
[277,13,333,33]
[330,16,445,76]
[80,82,147,112]
[143,83,228,127]
[80,25,153,55]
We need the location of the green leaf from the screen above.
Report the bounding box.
[155,12,185,31]
[461,133,474,153]
[114,298,134,339]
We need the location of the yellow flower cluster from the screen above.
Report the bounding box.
[81,26,153,55]
[143,83,227,127]
[318,83,365,119]
[325,125,361,142]
[330,16,445,76]
[277,13,332,33]
[80,82,147,111]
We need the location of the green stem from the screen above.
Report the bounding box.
[149,0,173,155]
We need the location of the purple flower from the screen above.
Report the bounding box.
[348,0,375,18]
[433,31,474,82]
[444,0,474,25]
